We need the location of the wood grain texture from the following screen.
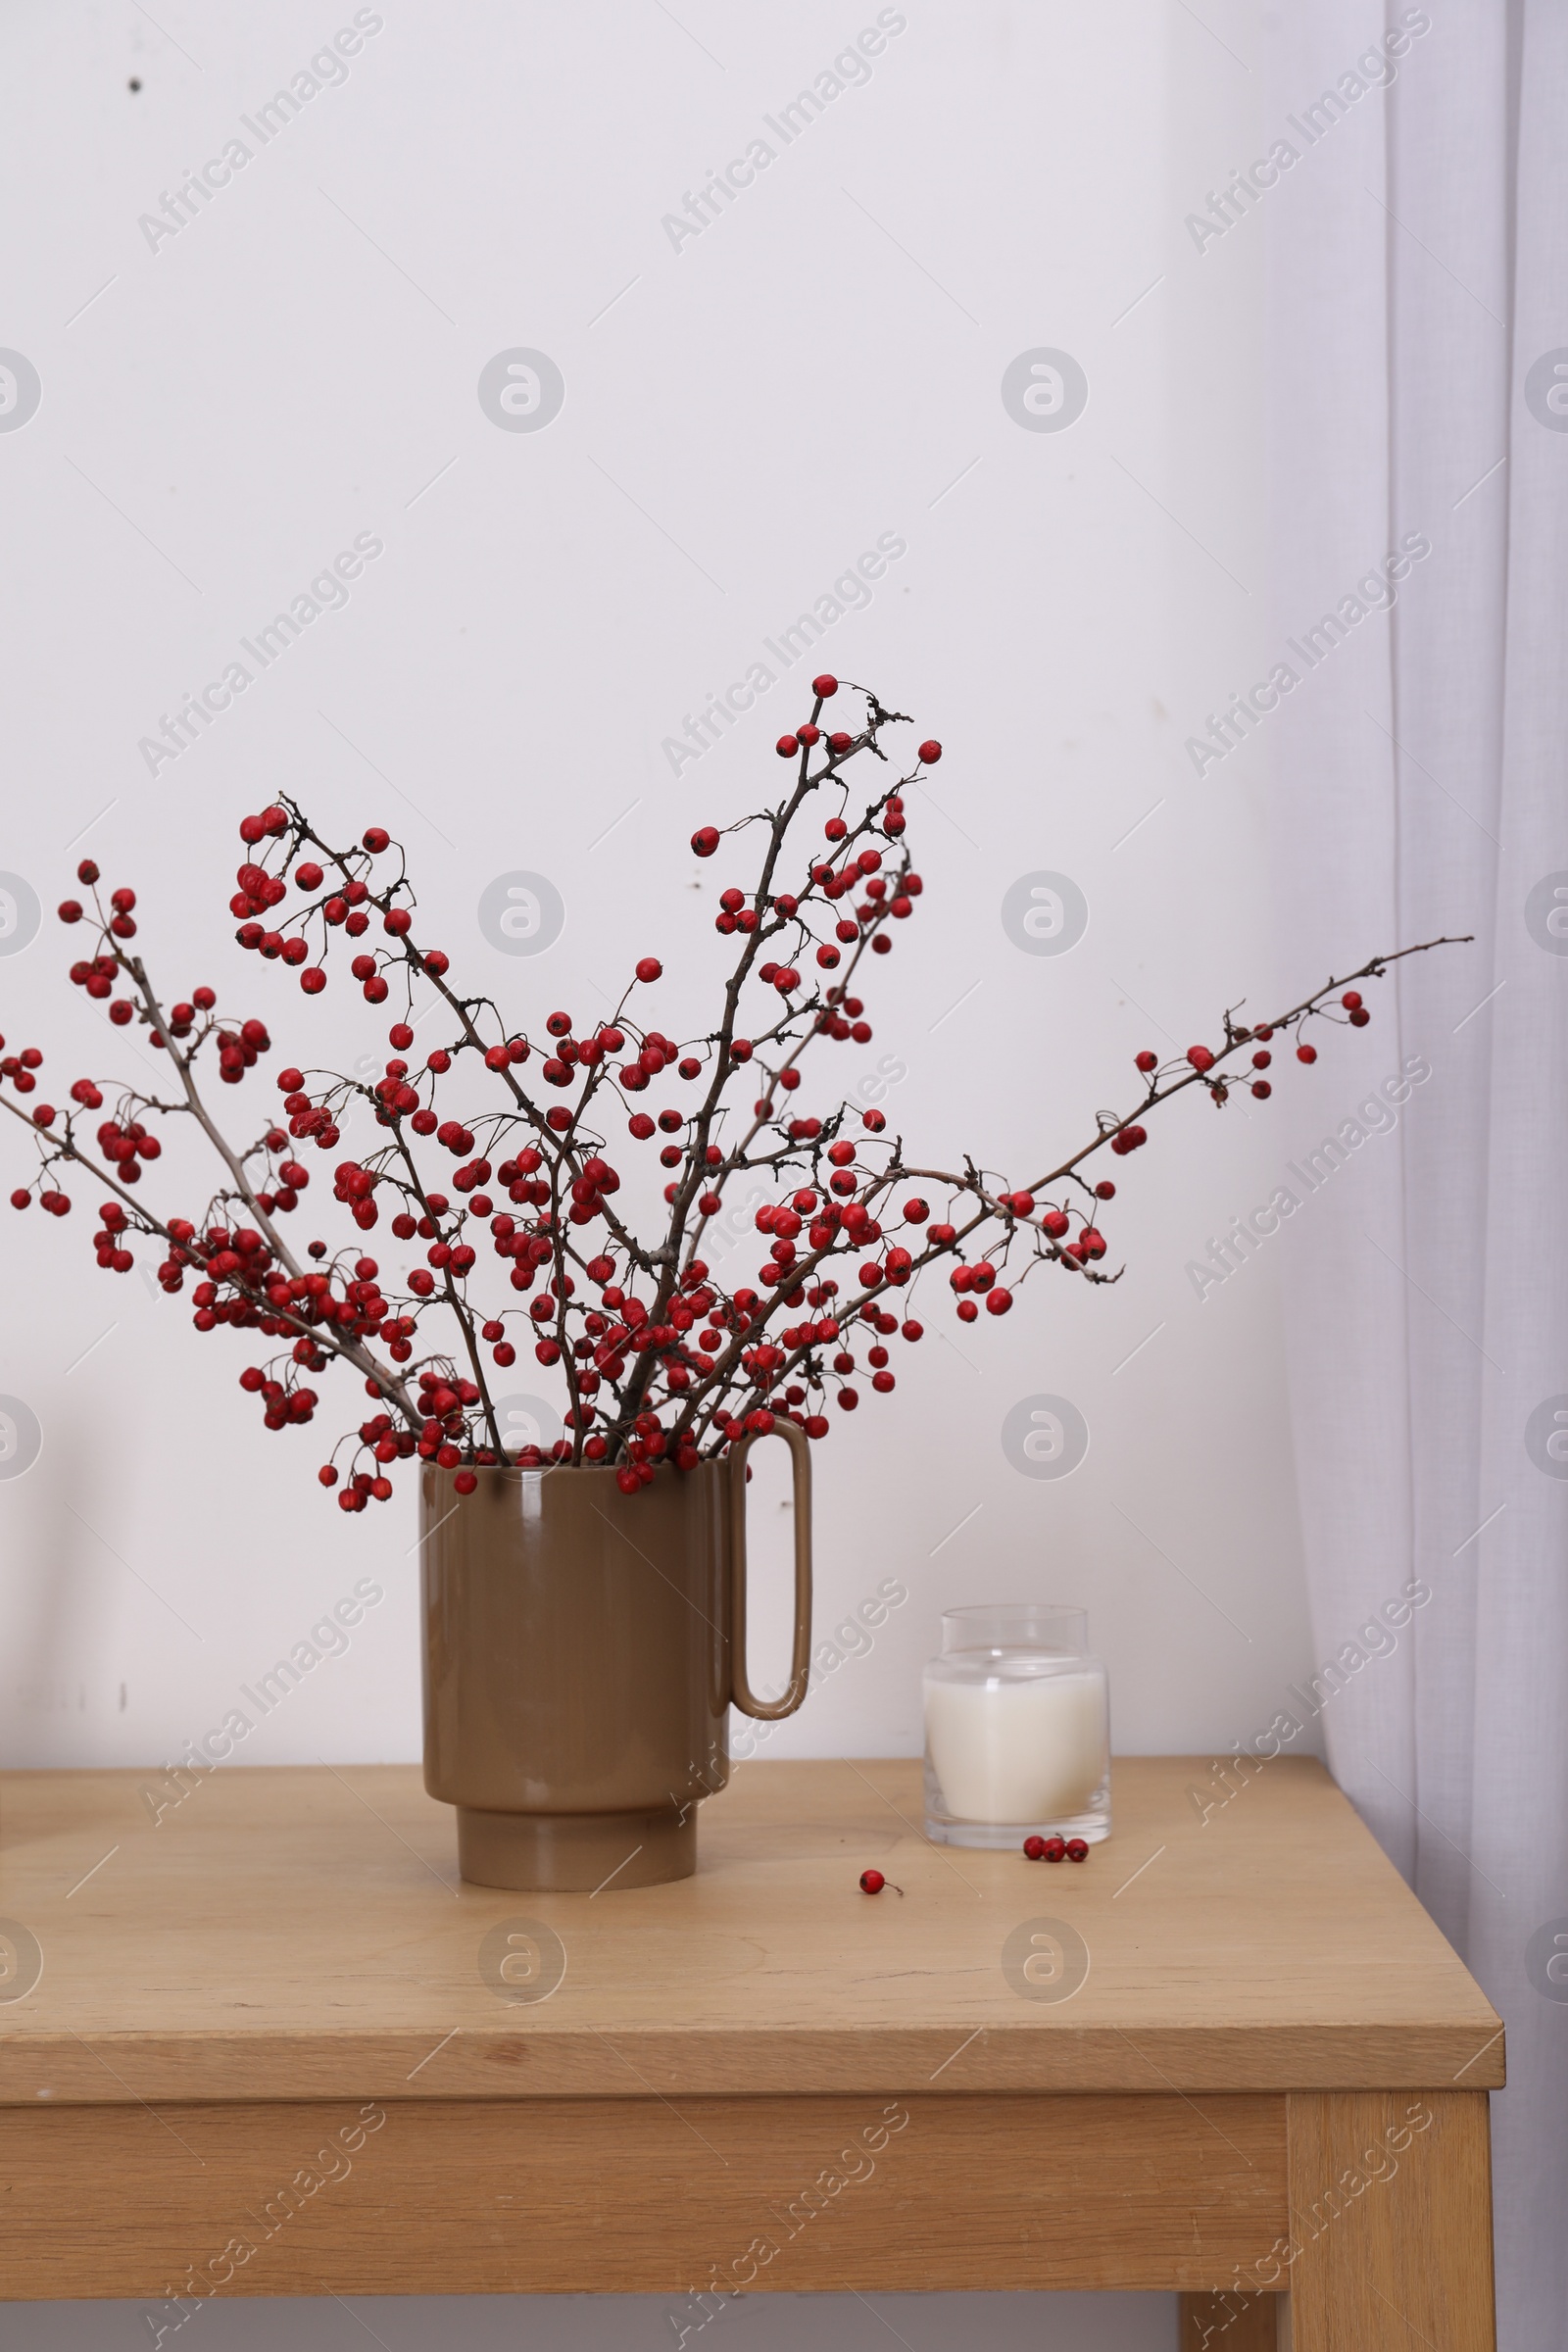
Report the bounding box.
[1282,2091,1496,2350]
[0,2092,1289,2301]
[1179,2290,1282,2348]
[0,1757,1503,2103]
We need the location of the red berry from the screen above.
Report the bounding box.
[1042,1210,1070,1240]
[1251,1080,1272,1099]
[300,968,326,995]
[985,1287,1012,1315]
[1065,1838,1089,1863]
[1186,1046,1215,1073]
[1135,1050,1157,1073]
[76,859,100,885]
[454,1470,477,1494]
[691,826,719,858]
[1348,1006,1370,1027]
[797,722,820,745]
[295,860,324,891]
[827,731,853,753]
[318,1465,338,1488]
[1022,1835,1047,1860]
[824,817,848,841]
[776,734,799,759]
[363,826,390,854]
[58,900,82,924]
[634,956,662,983]
[917,739,942,763]
[1342,990,1363,1010]
[858,1869,885,1894]
[1094,1180,1115,1200]
[1042,1836,1066,1863]
[811,672,838,698]
[1297,1043,1318,1064]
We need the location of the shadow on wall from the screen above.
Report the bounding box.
[2,1437,108,1774]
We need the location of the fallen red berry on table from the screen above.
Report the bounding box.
[1023,1835,1047,1860]
[1042,1836,1067,1863]
[1065,1838,1090,1862]
[859,1869,885,1894]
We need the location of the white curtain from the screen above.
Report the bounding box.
[1264,5,1567,2345]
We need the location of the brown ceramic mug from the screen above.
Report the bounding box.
[420,1422,812,1890]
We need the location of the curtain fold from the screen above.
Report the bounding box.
[1264,6,1566,2344]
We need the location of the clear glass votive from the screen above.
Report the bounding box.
[923,1603,1110,1848]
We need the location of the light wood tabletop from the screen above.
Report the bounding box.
[0,1755,1502,2346]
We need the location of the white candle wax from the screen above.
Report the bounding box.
[924,1666,1105,1823]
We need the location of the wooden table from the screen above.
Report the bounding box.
[0,1756,1501,2346]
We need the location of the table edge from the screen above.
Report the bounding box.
[0,2018,1505,2103]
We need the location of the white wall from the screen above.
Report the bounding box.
[0,0,1317,1777]
[0,4,1313,2343]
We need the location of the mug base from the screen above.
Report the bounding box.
[456,1803,698,1891]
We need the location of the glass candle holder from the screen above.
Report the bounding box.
[923,1603,1110,1848]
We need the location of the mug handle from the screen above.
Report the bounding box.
[727,1419,813,1720]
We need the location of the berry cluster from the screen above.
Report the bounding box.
[1023,1834,1090,1863]
[1,679,1462,1509]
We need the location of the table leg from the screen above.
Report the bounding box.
[1280,2090,1495,2349]
[1178,2291,1281,2348]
